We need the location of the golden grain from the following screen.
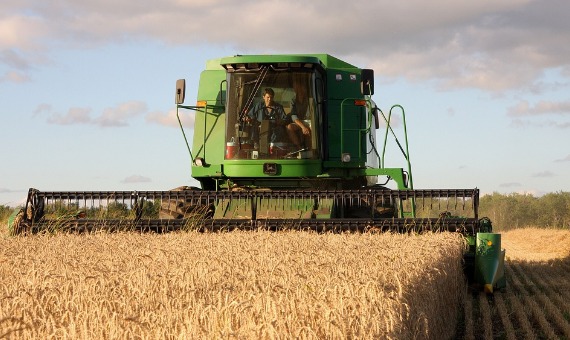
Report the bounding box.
[0,231,465,339]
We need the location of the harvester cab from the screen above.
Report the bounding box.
[11,54,506,293]
[176,55,397,191]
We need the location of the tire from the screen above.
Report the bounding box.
[159,186,213,219]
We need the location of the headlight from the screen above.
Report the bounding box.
[341,153,351,163]
[194,157,205,166]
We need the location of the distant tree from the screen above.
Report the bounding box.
[134,199,160,219]
[480,191,570,230]
[0,205,15,225]
[105,202,130,218]
[537,191,570,228]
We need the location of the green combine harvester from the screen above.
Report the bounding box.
[9,54,505,292]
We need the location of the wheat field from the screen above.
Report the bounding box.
[2,227,569,339]
[0,231,465,339]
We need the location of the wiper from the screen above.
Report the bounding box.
[239,65,269,122]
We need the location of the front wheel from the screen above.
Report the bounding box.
[159,186,213,219]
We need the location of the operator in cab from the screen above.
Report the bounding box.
[247,88,290,144]
[286,76,312,150]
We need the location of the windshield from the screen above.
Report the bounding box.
[225,68,321,160]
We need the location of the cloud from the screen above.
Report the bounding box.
[0,70,30,83]
[554,154,570,162]
[507,100,570,117]
[3,0,570,93]
[0,49,35,83]
[507,100,570,128]
[121,175,151,183]
[146,108,195,128]
[37,101,147,127]
[527,78,570,95]
[509,118,570,129]
[33,103,52,115]
[0,49,32,70]
[46,107,92,125]
[93,101,147,127]
[530,171,555,178]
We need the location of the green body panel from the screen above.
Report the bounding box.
[191,69,226,176]
[475,233,507,291]
[326,99,368,162]
[326,72,363,99]
[319,56,367,162]
[191,164,223,178]
[224,160,322,178]
[325,64,370,166]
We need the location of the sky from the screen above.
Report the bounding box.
[1,0,570,207]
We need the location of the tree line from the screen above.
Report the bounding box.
[479,191,570,231]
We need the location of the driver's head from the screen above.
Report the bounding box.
[262,88,275,107]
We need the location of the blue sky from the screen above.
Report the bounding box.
[1,0,569,206]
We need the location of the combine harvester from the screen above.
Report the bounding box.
[9,54,505,292]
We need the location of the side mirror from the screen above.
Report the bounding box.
[361,69,374,95]
[175,79,186,104]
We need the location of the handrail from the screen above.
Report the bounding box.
[176,103,225,167]
[375,104,416,217]
[176,104,194,165]
[391,105,414,190]
[378,105,414,190]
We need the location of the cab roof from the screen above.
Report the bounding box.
[206,54,359,71]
